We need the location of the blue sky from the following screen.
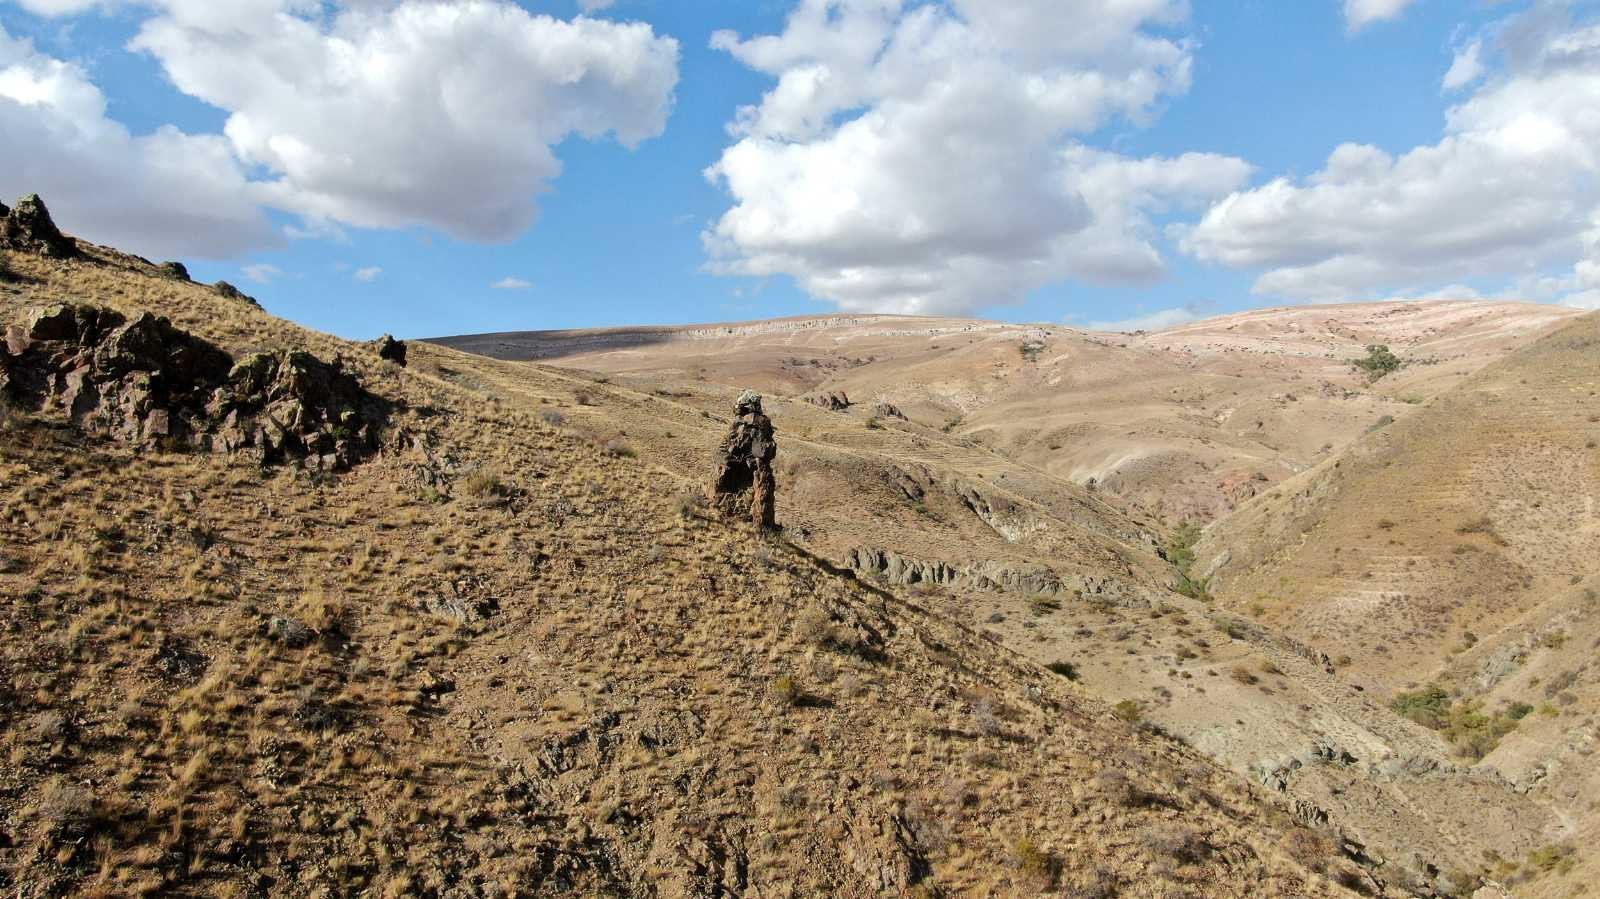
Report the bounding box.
[3,0,1598,339]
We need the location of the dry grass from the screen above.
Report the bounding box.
[0,245,1353,896]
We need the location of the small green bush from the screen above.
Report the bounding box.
[1352,344,1403,379]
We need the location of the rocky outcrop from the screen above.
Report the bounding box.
[156,262,190,282]
[845,546,1139,605]
[806,390,851,412]
[1,304,388,470]
[374,334,407,366]
[873,401,907,420]
[0,195,76,258]
[711,390,778,529]
[213,281,261,309]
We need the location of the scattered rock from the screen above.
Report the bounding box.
[156,261,190,281]
[711,390,778,529]
[213,281,261,308]
[0,194,77,258]
[374,333,407,366]
[419,594,496,625]
[264,616,313,648]
[873,401,907,420]
[806,390,851,411]
[0,303,389,470]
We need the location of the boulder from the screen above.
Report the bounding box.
[213,281,261,308]
[0,195,77,258]
[156,261,190,281]
[0,303,388,470]
[374,334,407,366]
[710,390,778,529]
[806,390,851,412]
[873,401,907,420]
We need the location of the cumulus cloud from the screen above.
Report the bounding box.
[3,1,678,258]
[1443,39,1486,90]
[1181,2,1600,305]
[703,0,1245,315]
[242,262,284,283]
[491,277,533,290]
[1344,0,1420,33]
[131,0,679,242]
[1084,305,1207,333]
[0,24,279,259]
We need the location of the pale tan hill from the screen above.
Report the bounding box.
[1198,309,1600,897]
[0,233,1360,895]
[433,302,1579,527]
[426,301,1593,897]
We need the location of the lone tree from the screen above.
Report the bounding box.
[710,390,778,529]
[1352,344,1403,380]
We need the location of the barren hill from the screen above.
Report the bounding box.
[1197,309,1600,898]
[428,298,1593,897]
[0,212,1357,896]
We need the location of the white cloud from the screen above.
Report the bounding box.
[3,2,678,257]
[354,266,382,282]
[1084,306,1205,332]
[1181,3,1600,306]
[491,276,533,290]
[1443,39,1486,90]
[578,0,616,11]
[0,23,278,259]
[1344,0,1420,33]
[242,262,284,283]
[130,1,679,243]
[703,0,1244,315]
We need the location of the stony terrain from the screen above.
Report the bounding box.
[432,297,1597,897]
[0,203,1366,897]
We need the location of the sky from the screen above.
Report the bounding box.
[2,0,1599,339]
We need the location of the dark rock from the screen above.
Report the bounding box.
[806,390,851,412]
[710,390,778,529]
[0,303,389,470]
[213,281,261,308]
[374,333,407,366]
[873,401,907,420]
[156,261,190,281]
[0,194,77,258]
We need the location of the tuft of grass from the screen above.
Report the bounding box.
[1112,699,1143,723]
[1012,838,1060,888]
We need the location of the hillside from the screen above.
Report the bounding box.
[429,298,1594,897]
[0,218,1358,895]
[432,302,1579,527]
[1197,309,1600,898]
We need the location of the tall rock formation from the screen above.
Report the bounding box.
[711,390,778,529]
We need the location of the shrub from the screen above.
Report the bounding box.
[1028,595,1061,616]
[1112,699,1143,723]
[602,438,636,458]
[1046,661,1079,680]
[1012,838,1060,888]
[1351,344,1403,379]
[769,675,800,707]
[673,490,703,519]
[460,470,504,498]
[1230,666,1258,685]
[539,409,566,427]
[1390,684,1523,759]
[1527,843,1575,874]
